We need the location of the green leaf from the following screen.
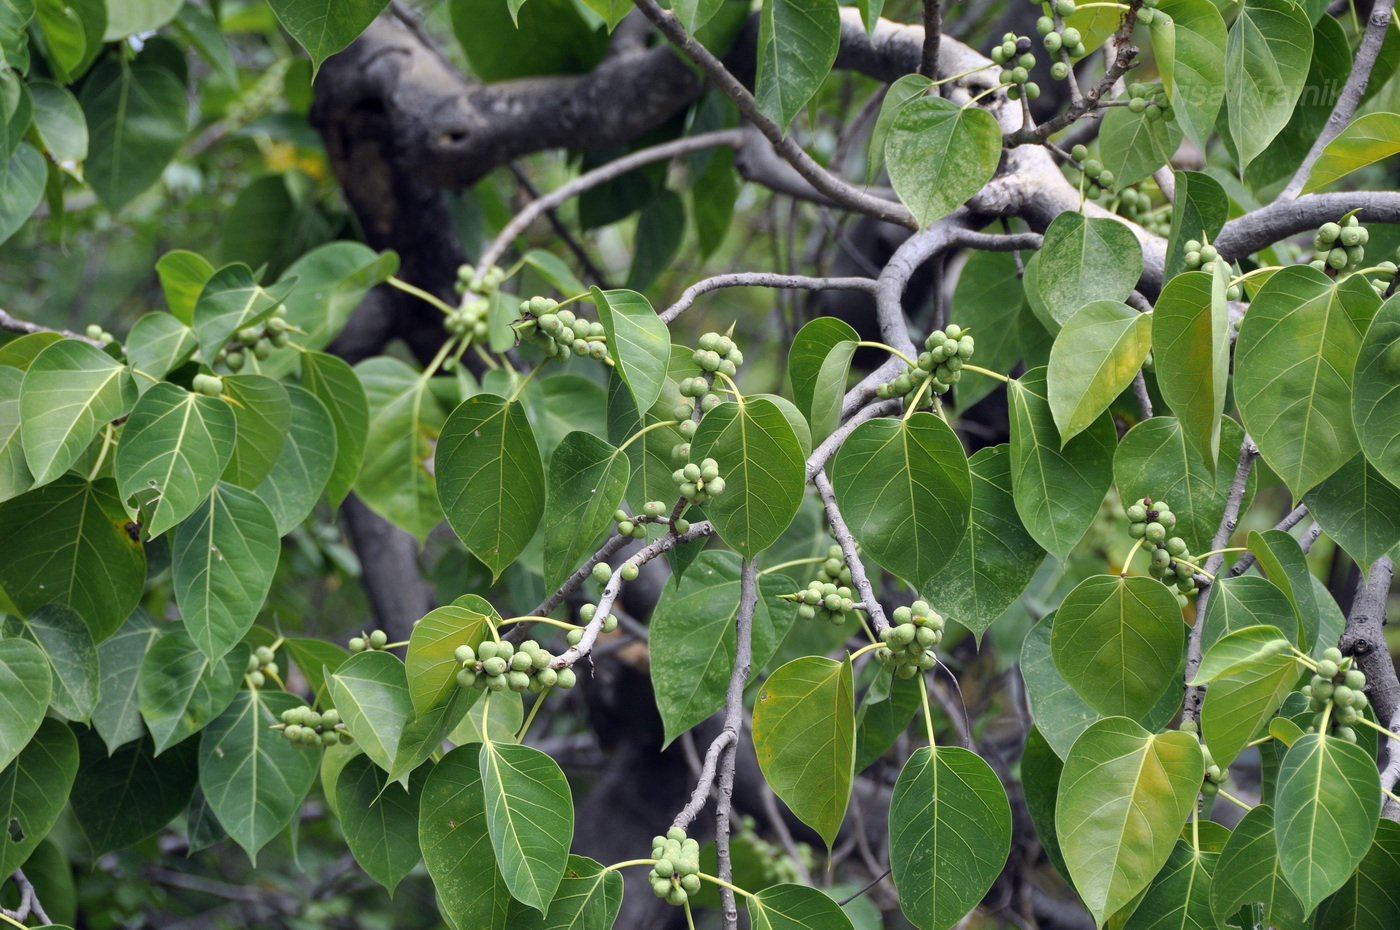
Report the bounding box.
[34,0,104,84]
[327,650,414,773]
[541,432,628,592]
[747,883,856,930]
[1199,575,1293,656]
[1225,0,1313,169]
[1196,625,1303,769]
[449,0,607,83]
[219,374,292,490]
[436,394,546,580]
[1113,416,1256,555]
[1163,170,1228,283]
[267,0,391,74]
[353,356,446,541]
[1007,367,1117,558]
[1274,732,1381,913]
[420,745,512,930]
[255,385,336,534]
[78,62,186,210]
[70,729,197,856]
[1099,88,1185,189]
[950,250,1028,412]
[172,482,281,661]
[1121,836,1220,930]
[1035,213,1143,327]
[0,365,28,503]
[450,690,524,746]
[673,0,724,32]
[171,3,239,88]
[828,411,971,586]
[1303,112,1400,192]
[1313,819,1400,930]
[191,265,297,360]
[0,638,50,771]
[21,339,135,486]
[479,741,573,913]
[1056,718,1203,927]
[102,0,178,38]
[885,97,1001,228]
[1020,726,1071,881]
[282,636,349,709]
[0,143,46,246]
[754,0,839,128]
[1152,265,1231,467]
[506,855,624,930]
[1237,267,1381,500]
[1354,295,1400,489]
[154,250,215,324]
[90,610,158,753]
[125,313,197,388]
[1154,0,1227,151]
[1047,300,1153,443]
[1051,574,1184,720]
[1022,613,1102,759]
[625,190,685,292]
[0,718,77,878]
[0,476,146,641]
[690,397,806,557]
[889,746,1011,930]
[0,334,62,372]
[1246,529,1319,653]
[592,288,669,417]
[787,317,858,444]
[274,243,397,364]
[521,250,588,299]
[335,754,426,895]
[1305,454,1400,573]
[650,550,797,746]
[865,73,932,184]
[752,655,854,849]
[137,626,241,755]
[19,603,97,723]
[198,690,320,863]
[300,351,369,509]
[921,445,1043,640]
[114,383,236,538]
[854,669,921,773]
[1209,804,1307,930]
[405,596,497,716]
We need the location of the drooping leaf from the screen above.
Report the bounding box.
[829,411,971,587]
[102,0,179,38]
[1008,367,1117,558]
[1199,574,1293,656]
[747,883,856,930]
[885,97,1001,228]
[865,73,933,184]
[1195,625,1303,769]
[0,476,146,641]
[951,250,1028,412]
[171,482,281,661]
[124,313,197,388]
[335,754,426,895]
[274,243,397,365]
[1245,529,1319,653]
[787,317,858,444]
[78,62,186,210]
[255,385,336,534]
[154,250,214,324]
[1047,300,1152,443]
[299,351,369,509]
[1303,112,1400,192]
[1162,170,1229,283]
[19,603,97,723]
[1056,718,1203,926]
[0,718,77,877]
[1304,453,1400,573]
[478,741,573,913]
[1099,87,1184,189]
[1154,0,1227,151]
[405,597,498,717]
[218,375,292,490]
[0,143,44,246]
[889,746,1011,930]
[267,0,392,74]
[114,382,236,538]
[1152,264,1231,467]
[1236,267,1380,500]
[592,288,669,417]
[137,626,241,755]
[1353,295,1400,489]
[191,265,298,361]
[70,729,198,856]
[541,432,628,592]
[754,0,839,128]
[1224,0,1313,170]
[436,393,546,580]
[91,610,158,754]
[752,656,854,849]
[1035,213,1143,327]
[327,650,413,773]
[198,689,320,863]
[420,745,512,930]
[690,397,806,558]
[353,356,446,540]
[0,638,50,772]
[20,339,134,486]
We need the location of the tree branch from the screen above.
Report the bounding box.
[814,469,889,632]
[0,308,104,346]
[1337,556,1398,818]
[1281,0,1396,199]
[920,0,943,82]
[1215,192,1400,261]
[716,558,759,929]
[660,273,879,323]
[2,868,51,925]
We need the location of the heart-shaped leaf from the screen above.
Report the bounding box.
[886,97,1001,227]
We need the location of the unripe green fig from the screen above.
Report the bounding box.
[369,629,388,649]
[557,667,578,689]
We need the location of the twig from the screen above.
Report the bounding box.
[1182,436,1258,724]
[1281,0,1396,200]
[476,129,748,276]
[814,470,889,632]
[807,399,902,480]
[672,730,737,830]
[525,533,632,626]
[1337,556,1398,819]
[1215,191,1400,261]
[757,778,814,886]
[0,308,104,346]
[630,0,917,229]
[715,558,759,929]
[2,868,51,925]
[1132,372,1152,419]
[920,0,943,84]
[505,162,613,290]
[1298,521,1324,555]
[660,273,879,323]
[1226,504,1309,578]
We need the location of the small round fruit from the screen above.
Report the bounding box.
[369,630,388,649]
[557,667,578,689]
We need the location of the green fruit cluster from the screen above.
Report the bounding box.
[1182,240,1242,299]
[875,323,974,406]
[244,645,278,689]
[671,456,725,504]
[1124,82,1173,122]
[649,828,702,906]
[349,629,390,653]
[875,601,944,678]
[1104,185,1170,237]
[455,263,508,296]
[611,508,650,541]
[1300,647,1368,743]
[277,706,349,749]
[692,331,744,379]
[216,306,290,371]
[192,373,225,398]
[1199,742,1226,798]
[568,604,620,644]
[443,295,490,342]
[1127,497,1199,606]
[1034,8,1087,63]
[455,639,577,693]
[676,377,724,424]
[991,34,1041,101]
[1069,144,1115,196]
[736,815,813,886]
[84,323,115,344]
[793,546,856,625]
[1308,216,1369,275]
[519,299,610,361]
